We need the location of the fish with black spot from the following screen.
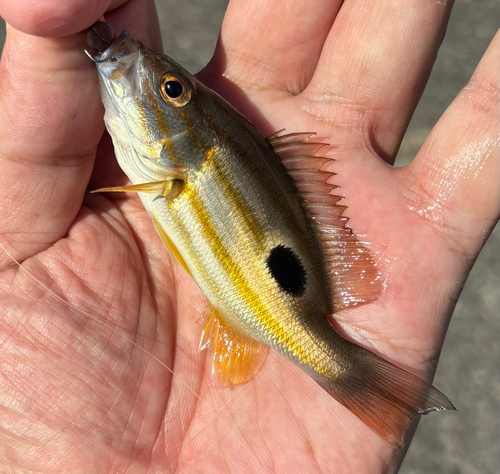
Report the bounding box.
[86,21,455,449]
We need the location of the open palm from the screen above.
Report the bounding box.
[0,0,497,473]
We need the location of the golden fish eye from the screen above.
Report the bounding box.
[160,73,192,107]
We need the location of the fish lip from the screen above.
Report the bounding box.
[94,31,142,84]
[93,31,139,64]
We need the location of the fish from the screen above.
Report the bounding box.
[85,21,455,448]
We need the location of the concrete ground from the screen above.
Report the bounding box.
[1,1,498,472]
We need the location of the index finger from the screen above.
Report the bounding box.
[204,0,342,96]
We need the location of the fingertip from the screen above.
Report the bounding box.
[0,0,127,37]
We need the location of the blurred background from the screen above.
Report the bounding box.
[0,1,498,472]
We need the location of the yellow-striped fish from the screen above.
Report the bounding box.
[86,22,454,448]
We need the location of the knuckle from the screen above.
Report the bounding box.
[460,72,500,121]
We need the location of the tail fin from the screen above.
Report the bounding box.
[319,348,456,448]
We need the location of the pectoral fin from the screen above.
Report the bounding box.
[91,179,184,198]
[200,307,268,387]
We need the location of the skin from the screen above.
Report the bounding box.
[0,0,497,472]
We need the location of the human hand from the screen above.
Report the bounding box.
[0,1,498,473]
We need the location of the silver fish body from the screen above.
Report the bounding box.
[90,26,455,448]
[95,32,333,356]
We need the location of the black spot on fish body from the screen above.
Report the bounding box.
[267,245,306,296]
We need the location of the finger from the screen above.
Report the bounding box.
[0,0,162,271]
[0,0,127,37]
[204,0,343,96]
[0,26,103,269]
[402,33,499,262]
[304,0,454,161]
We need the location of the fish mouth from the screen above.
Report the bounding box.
[85,20,116,56]
[85,20,141,76]
[93,31,138,64]
[91,30,142,86]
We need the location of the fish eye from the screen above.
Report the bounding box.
[164,81,183,98]
[160,73,192,107]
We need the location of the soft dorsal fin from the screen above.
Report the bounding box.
[200,307,268,387]
[268,131,382,311]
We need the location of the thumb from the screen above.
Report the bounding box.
[0,24,103,269]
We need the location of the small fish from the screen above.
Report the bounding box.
[86,21,454,448]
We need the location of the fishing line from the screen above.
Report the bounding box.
[0,240,196,393]
[0,238,267,472]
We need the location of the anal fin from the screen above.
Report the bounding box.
[200,307,268,387]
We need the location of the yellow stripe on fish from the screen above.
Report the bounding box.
[165,147,324,372]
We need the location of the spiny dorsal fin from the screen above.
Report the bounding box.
[268,131,382,311]
[200,307,268,387]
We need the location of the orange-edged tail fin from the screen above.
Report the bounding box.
[318,345,455,448]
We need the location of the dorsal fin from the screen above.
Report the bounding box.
[200,307,268,387]
[268,131,382,311]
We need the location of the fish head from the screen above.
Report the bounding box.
[93,31,204,181]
